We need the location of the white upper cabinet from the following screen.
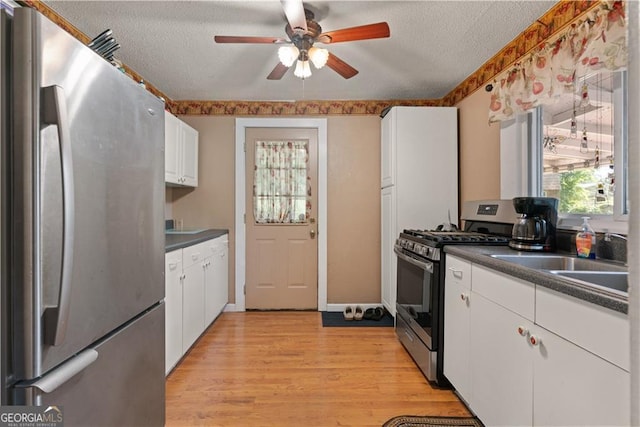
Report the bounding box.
[165,111,198,187]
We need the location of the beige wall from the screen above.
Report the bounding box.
[327,116,381,303]
[168,115,381,305]
[456,88,501,205]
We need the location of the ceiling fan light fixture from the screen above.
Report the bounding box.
[294,60,312,79]
[308,47,329,69]
[278,45,299,67]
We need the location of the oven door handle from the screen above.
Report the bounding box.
[394,246,434,273]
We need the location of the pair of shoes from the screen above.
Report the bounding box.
[363,307,385,321]
[363,307,376,320]
[343,306,364,320]
[371,307,385,321]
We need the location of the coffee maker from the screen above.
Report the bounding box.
[509,197,558,251]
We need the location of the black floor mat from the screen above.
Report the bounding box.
[321,310,394,327]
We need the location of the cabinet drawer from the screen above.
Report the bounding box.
[445,255,471,291]
[165,249,182,271]
[472,265,534,321]
[182,241,208,269]
[206,235,229,255]
[535,286,629,371]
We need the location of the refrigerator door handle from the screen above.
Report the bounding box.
[18,349,98,394]
[41,85,76,346]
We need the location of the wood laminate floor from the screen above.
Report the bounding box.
[165,311,470,426]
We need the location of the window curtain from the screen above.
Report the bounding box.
[489,1,626,123]
[253,140,311,224]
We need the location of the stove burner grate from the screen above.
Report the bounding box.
[402,229,510,245]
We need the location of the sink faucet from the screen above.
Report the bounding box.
[604,232,628,242]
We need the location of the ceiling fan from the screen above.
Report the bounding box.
[214,0,390,80]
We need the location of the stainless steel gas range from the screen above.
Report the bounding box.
[394,200,517,385]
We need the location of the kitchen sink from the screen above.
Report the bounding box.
[549,270,628,293]
[489,254,626,272]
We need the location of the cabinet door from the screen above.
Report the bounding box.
[164,250,183,374]
[532,325,630,426]
[205,238,229,325]
[164,111,181,185]
[380,110,394,188]
[182,261,205,353]
[180,122,199,187]
[443,255,472,402]
[470,293,533,427]
[381,186,396,316]
[213,239,229,318]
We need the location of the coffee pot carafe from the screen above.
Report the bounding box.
[509,197,558,251]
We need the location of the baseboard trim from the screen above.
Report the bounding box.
[325,303,383,313]
[223,303,384,313]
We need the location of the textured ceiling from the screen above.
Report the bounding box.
[45,1,557,102]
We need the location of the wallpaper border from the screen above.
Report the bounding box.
[26,0,602,116]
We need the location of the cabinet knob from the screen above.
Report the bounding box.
[517,326,528,336]
[529,335,541,346]
[460,293,469,302]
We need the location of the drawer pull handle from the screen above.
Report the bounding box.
[404,329,414,343]
[449,268,463,279]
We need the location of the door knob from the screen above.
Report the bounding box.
[310,229,316,239]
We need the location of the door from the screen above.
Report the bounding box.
[245,128,318,309]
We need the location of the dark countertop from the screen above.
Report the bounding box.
[444,245,628,314]
[165,229,229,252]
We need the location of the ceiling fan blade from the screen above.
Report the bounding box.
[214,35,287,44]
[267,62,290,80]
[281,0,307,33]
[319,22,390,44]
[326,53,358,79]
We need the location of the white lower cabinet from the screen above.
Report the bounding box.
[443,255,472,402]
[470,292,534,426]
[181,246,205,355]
[164,250,183,375]
[164,234,229,374]
[204,237,229,325]
[533,324,630,426]
[444,259,629,426]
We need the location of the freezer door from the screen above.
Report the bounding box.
[10,8,165,379]
[19,304,165,426]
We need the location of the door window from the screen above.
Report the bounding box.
[253,140,310,224]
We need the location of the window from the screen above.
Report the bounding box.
[537,70,628,221]
[253,140,310,224]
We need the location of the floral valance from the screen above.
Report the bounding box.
[489,1,626,123]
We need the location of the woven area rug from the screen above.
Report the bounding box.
[382,415,483,427]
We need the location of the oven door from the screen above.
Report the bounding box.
[394,245,439,350]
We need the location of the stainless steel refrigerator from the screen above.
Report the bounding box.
[1,6,165,425]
